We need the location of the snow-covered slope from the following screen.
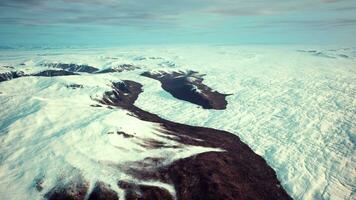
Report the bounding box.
[0,45,355,200]
[0,74,220,199]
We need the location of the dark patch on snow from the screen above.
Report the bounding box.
[33,70,79,77]
[90,104,103,108]
[141,70,230,110]
[140,139,166,149]
[118,181,174,200]
[43,63,99,73]
[338,54,349,58]
[96,80,292,200]
[88,182,118,200]
[96,64,140,74]
[1,65,14,69]
[137,139,180,149]
[149,57,163,60]
[45,180,89,200]
[34,176,45,192]
[67,84,83,89]
[134,56,146,61]
[0,69,81,83]
[116,131,135,138]
[43,79,292,200]
[158,61,177,68]
[99,80,142,109]
[0,71,25,82]
[297,50,337,58]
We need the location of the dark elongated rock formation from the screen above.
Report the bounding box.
[118,181,174,200]
[141,70,230,110]
[33,70,79,77]
[88,182,118,200]
[45,180,89,200]
[0,63,140,84]
[96,64,140,74]
[98,80,292,200]
[45,79,292,200]
[0,71,24,82]
[0,69,79,84]
[43,63,99,73]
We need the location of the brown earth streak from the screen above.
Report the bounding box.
[141,70,230,110]
[45,79,292,200]
[96,64,140,74]
[97,80,293,200]
[42,63,99,73]
[88,182,119,200]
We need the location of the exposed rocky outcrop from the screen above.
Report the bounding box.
[97,80,292,200]
[0,71,25,82]
[96,64,140,74]
[33,70,79,77]
[43,63,99,73]
[0,63,140,84]
[118,181,174,200]
[67,84,83,89]
[43,79,291,200]
[0,69,80,83]
[88,182,119,200]
[100,80,142,109]
[45,180,89,200]
[141,70,230,110]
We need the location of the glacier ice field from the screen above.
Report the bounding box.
[0,45,355,200]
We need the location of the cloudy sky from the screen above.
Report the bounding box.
[0,0,355,46]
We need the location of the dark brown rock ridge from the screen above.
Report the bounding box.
[100,80,143,109]
[141,70,230,110]
[0,70,79,83]
[118,181,174,200]
[44,79,292,200]
[0,63,140,83]
[33,70,79,77]
[45,180,89,200]
[0,71,24,82]
[67,84,83,89]
[0,68,81,83]
[97,80,292,200]
[96,64,140,74]
[88,182,119,200]
[43,63,99,73]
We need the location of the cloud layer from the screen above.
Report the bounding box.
[0,0,355,45]
[0,0,353,25]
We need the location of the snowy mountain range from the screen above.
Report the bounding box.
[0,45,355,200]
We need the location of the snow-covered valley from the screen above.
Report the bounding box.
[0,45,355,200]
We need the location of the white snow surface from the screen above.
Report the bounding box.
[0,45,355,200]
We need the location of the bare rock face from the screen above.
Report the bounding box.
[45,181,89,200]
[0,71,25,82]
[88,182,119,200]
[118,181,174,200]
[0,69,79,82]
[67,84,83,89]
[141,70,230,110]
[98,80,292,200]
[43,63,99,73]
[162,152,288,200]
[99,80,142,109]
[42,79,292,200]
[96,64,140,74]
[33,70,79,77]
[0,66,82,83]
